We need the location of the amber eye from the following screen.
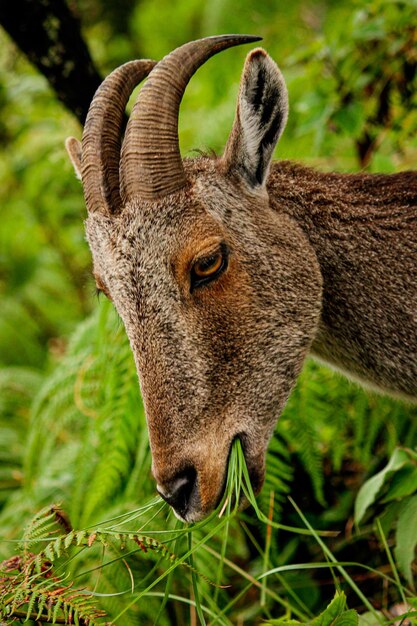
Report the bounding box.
[194,252,222,277]
[191,246,228,291]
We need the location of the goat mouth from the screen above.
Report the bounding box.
[163,435,264,523]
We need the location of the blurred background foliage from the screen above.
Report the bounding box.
[0,0,417,623]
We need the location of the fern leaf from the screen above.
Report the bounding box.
[25,590,38,621]
[52,596,63,623]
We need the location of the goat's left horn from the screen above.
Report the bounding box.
[82,59,156,214]
[120,34,262,202]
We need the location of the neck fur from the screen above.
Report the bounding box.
[267,161,417,399]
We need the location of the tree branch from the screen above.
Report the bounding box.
[0,0,102,123]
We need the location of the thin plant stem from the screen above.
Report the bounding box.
[154,520,183,626]
[188,533,206,626]
[376,517,407,606]
[261,489,274,607]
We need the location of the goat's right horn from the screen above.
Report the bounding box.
[120,34,262,202]
[82,59,156,215]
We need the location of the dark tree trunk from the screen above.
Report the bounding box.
[0,0,103,124]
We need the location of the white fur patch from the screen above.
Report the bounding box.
[240,94,266,166]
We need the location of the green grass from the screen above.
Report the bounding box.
[1,439,416,625]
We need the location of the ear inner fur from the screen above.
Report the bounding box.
[222,48,289,188]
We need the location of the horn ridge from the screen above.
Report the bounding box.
[82,59,156,214]
[120,35,262,202]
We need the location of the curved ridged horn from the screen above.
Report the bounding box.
[82,59,156,214]
[120,35,262,202]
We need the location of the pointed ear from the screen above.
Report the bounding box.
[222,48,288,188]
[65,136,82,180]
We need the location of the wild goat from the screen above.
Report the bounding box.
[66,35,417,522]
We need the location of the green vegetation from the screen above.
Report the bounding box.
[1,0,417,623]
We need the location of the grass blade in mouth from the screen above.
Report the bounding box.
[218,437,247,518]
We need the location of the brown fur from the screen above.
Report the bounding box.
[67,43,417,521]
[268,162,417,399]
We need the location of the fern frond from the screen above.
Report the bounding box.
[21,504,71,550]
[1,553,106,625]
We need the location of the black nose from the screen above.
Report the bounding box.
[157,468,197,517]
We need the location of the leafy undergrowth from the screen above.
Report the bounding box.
[1,437,417,625]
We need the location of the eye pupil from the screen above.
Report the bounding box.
[195,254,222,276]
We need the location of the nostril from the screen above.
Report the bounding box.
[157,467,197,516]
